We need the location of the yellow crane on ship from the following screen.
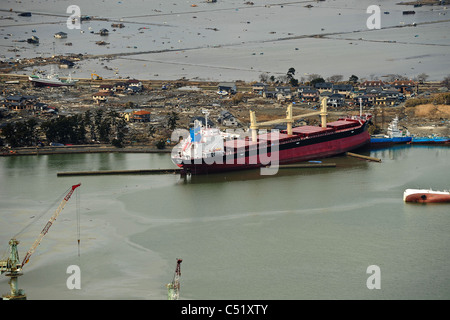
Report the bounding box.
[249,97,328,141]
[0,183,81,300]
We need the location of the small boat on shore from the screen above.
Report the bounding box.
[29,66,77,87]
[29,73,77,87]
[403,189,450,203]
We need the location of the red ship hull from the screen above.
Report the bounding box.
[175,117,371,174]
[404,191,450,203]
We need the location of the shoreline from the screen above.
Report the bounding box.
[2,141,449,158]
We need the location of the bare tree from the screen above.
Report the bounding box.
[307,73,322,82]
[385,74,408,82]
[259,72,269,83]
[417,73,429,83]
[327,74,343,83]
[442,75,450,89]
[276,74,289,84]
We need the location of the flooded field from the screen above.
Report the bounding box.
[1,0,449,81]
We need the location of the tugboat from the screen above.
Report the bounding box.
[370,116,411,146]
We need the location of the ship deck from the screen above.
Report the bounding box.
[224,118,362,150]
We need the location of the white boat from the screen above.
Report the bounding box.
[29,68,77,87]
[387,116,410,138]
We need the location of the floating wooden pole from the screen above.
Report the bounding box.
[57,168,182,176]
[346,152,381,162]
[279,163,336,169]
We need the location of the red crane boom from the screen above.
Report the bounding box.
[21,183,81,268]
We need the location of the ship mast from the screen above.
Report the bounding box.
[202,110,209,129]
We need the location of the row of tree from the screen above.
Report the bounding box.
[2,110,127,148]
[2,109,182,149]
[260,69,450,87]
[260,68,359,87]
[1,119,38,148]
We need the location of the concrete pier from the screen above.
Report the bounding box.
[279,163,336,169]
[57,168,182,176]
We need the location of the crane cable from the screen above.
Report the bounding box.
[76,186,81,257]
[13,187,72,240]
[2,186,81,263]
[1,187,71,262]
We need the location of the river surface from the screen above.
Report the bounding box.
[0,145,449,300]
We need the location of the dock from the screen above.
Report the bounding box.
[279,163,336,169]
[57,168,182,176]
[58,163,338,176]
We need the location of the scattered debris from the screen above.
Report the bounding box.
[54,32,68,39]
[26,35,39,44]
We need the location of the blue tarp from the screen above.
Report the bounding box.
[190,126,201,143]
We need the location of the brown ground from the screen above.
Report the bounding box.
[1,74,449,151]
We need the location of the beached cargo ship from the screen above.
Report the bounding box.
[172,99,372,174]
